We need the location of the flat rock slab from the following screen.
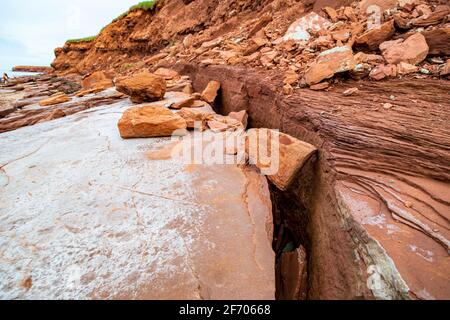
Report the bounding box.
[0,99,275,299]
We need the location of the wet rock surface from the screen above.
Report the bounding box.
[0,96,275,300]
[0,76,126,134]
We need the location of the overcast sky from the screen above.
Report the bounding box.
[0,0,138,70]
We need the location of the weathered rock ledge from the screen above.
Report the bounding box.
[12,66,54,73]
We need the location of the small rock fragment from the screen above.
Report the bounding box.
[354,52,385,64]
[178,108,213,131]
[207,120,230,133]
[331,29,352,42]
[343,7,357,22]
[382,102,393,109]
[369,64,397,80]
[207,115,242,133]
[284,70,299,85]
[440,59,450,76]
[154,68,180,80]
[323,7,338,22]
[39,93,70,106]
[422,28,450,56]
[310,82,329,90]
[278,246,308,300]
[201,37,223,49]
[170,96,196,110]
[343,87,359,96]
[228,110,248,129]
[356,20,395,50]
[397,62,419,75]
[408,5,450,27]
[201,81,221,104]
[75,87,106,97]
[283,84,294,95]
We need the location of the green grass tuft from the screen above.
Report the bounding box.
[112,1,158,23]
[66,36,97,43]
[120,63,135,71]
[129,1,158,12]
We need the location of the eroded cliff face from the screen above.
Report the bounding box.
[52,0,274,74]
[54,0,359,75]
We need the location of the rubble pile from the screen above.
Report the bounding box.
[139,0,449,91]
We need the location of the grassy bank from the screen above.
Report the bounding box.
[112,1,158,22]
[66,36,97,44]
[66,1,158,44]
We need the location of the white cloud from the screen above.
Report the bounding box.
[0,0,139,68]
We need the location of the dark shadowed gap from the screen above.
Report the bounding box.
[213,90,318,301]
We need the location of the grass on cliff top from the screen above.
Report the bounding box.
[112,1,158,22]
[129,1,158,12]
[66,36,97,43]
[66,1,158,44]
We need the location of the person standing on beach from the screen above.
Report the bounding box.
[2,73,9,84]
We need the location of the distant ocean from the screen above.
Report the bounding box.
[0,68,41,78]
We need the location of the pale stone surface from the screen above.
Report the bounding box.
[0,100,275,300]
[283,12,331,42]
[360,0,399,13]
